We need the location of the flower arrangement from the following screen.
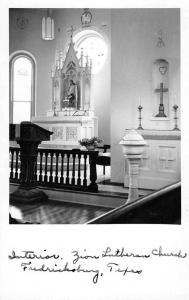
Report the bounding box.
[78,137,103,149]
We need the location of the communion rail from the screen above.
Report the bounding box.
[9,147,98,192]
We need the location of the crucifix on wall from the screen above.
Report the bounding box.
[155,82,168,117]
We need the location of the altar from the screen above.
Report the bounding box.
[32,27,98,148]
[123,129,181,189]
[32,114,98,148]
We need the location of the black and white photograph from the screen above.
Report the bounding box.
[9,7,181,224]
[1,1,189,300]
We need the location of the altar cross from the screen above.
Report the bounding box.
[155,82,168,105]
[155,82,168,117]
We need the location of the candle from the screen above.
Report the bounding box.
[174,95,177,106]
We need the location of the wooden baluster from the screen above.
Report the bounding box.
[15,149,19,180]
[18,150,21,180]
[55,152,59,183]
[34,151,39,182]
[88,151,98,192]
[49,151,54,183]
[39,151,43,182]
[9,146,99,193]
[10,149,14,179]
[44,151,48,183]
[60,152,64,184]
[83,153,87,187]
[19,149,22,181]
[71,152,76,185]
[66,153,70,185]
[77,152,81,186]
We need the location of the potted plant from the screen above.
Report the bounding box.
[78,137,103,150]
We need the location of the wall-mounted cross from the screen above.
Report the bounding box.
[155,82,168,117]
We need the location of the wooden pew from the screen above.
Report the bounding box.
[87,182,181,224]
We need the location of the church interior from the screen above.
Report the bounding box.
[9,8,181,224]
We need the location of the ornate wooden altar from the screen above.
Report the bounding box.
[32,29,98,148]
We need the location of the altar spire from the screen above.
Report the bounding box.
[50,26,92,114]
[67,25,76,41]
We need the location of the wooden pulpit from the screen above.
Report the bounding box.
[10,122,53,203]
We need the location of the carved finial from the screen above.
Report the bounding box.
[59,50,64,69]
[86,54,89,67]
[67,25,76,41]
[55,50,58,64]
[51,64,55,77]
[90,58,92,72]
[80,48,84,67]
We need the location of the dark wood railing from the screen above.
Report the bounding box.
[9,147,99,192]
[87,182,181,224]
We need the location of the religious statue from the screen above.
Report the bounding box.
[67,79,77,108]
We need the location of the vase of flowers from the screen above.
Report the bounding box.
[78,137,103,150]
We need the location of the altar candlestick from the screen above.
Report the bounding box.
[173,104,180,131]
[137,105,143,130]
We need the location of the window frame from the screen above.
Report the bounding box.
[73,29,108,74]
[9,51,36,123]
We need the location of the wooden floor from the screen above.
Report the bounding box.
[9,201,111,224]
[9,166,153,224]
[9,165,112,224]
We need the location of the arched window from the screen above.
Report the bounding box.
[10,52,36,123]
[73,29,108,74]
